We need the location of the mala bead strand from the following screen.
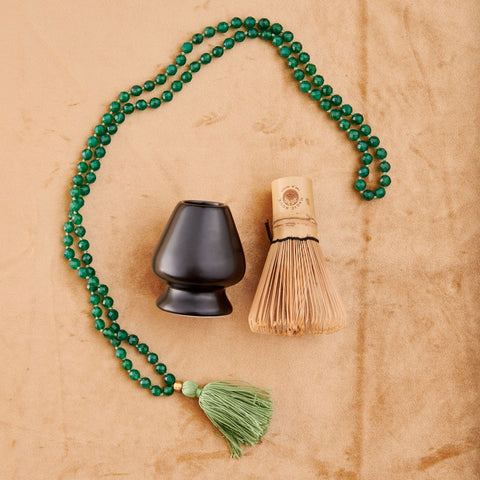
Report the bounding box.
[64,16,390,401]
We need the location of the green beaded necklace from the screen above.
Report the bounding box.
[63,16,390,458]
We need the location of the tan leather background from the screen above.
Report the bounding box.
[2,0,479,478]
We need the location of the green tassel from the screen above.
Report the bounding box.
[182,380,273,458]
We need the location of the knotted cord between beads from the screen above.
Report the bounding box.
[62,16,391,398]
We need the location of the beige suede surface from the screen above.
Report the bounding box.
[1,0,479,478]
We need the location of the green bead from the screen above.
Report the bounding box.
[182,42,193,53]
[271,23,282,34]
[375,148,387,160]
[247,28,259,39]
[140,377,151,389]
[117,329,128,341]
[331,95,342,106]
[137,343,149,355]
[72,174,84,186]
[358,166,370,178]
[99,134,111,145]
[310,89,321,101]
[298,52,310,64]
[87,136,98,148]
[63,235,74,246]
[282,31,294,42]
[109,101,121,113]
[272,35,283,47]
[85,172,96,184]
[87,276,99,289]
[166,64,177,76]
[305,63,316,75]
[155,74,167,85]
[81,253,92,265]
[78,267,88,279]
[379,161,391,172]
[80,185,90,196]
[291,41,302,53]
[217,22,229,33]
[107,309,119,321]
[375,187,386,198]
[190,61,201,73]
[63,222,74,233]
[102,113,114,124]
[115,348,127,359]
[94,125,107,137]
[321,85,333,96]
[360,124,371,136]
[89,293,101,305]
[348,129,360,141]
[69,198,83,211]
[260,30,272,41]
[129,369,140,381]
[155,363,167,375]
[293,69,305,81]
[339,119,350,131]
[224,38,235,49]
[147,353,158,364]
[204,26,215,38]
[330,109,341,120]
[279,46,291,58]
[200,53,211,64]
[143,80,155,91]
[175,54,186,66]
[212,46,223,58]
[181,72,192,83]
[94,147,105,158]
[234,31,245,42]
[150,385,162,396]
[312,75,324,87]
[71,213,82,224]
[258,18,270,30]
[287,57,298,68]
[85,267,95,277]
[161,91,173,102]
[82,149,93,160]
[369,136,380,147]
[118,91,130,103]
[320,99,331,111]
[352,113,364,125]
[114,112,125,124]
[94,318,105,330]
[244,16,256,28]
[135,100,148,110]
[91,306,102,318]
[70,187,81,198]
[231,17,243,28]
[341,104,353,116]
[163,385,174,396]
[379,175,391,187]
[128,334,139,346]
[355,179,366,191]
[299,81,311,92]
[164,373,175,385]
[74,225,86,237]
[192,33,203,44]
[357,141,369,152]
[102,296,114,308]
[149,98,161,109]
[362,190,375,201]
[107,124,117,135]
[361,153,373,165]
[121,359,132,370]
[130,85,142,96]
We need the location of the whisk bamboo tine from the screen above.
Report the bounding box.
[248,177,345,336]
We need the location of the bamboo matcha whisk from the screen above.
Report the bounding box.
[248,176,346,336]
